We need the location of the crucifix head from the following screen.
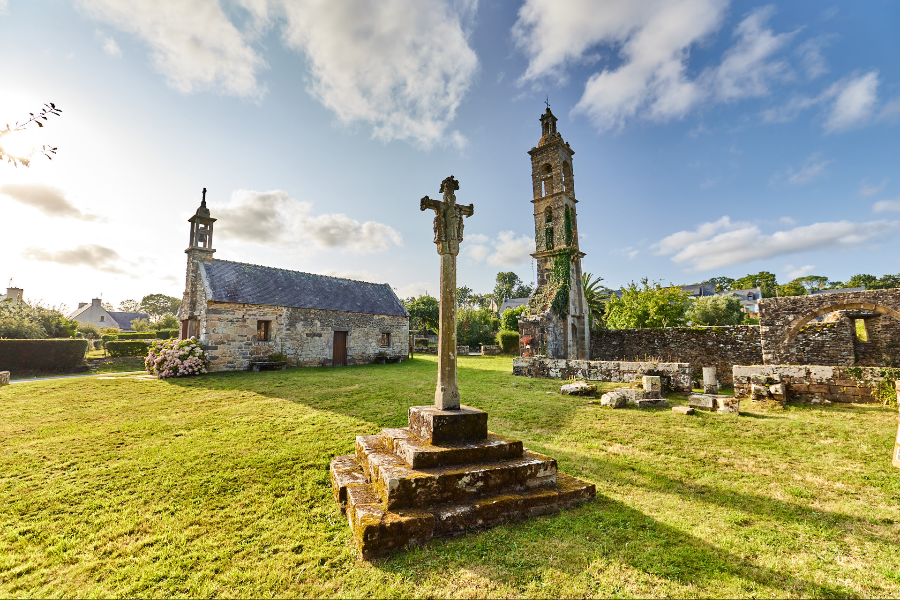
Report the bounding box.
[440,175,459,204]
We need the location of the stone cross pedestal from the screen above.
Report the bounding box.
[703,366,718,394]
[420,175,473,410]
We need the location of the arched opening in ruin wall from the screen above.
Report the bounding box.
[780,301,900,348]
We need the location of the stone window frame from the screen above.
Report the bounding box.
[257,319,271,342]
[100,315,105,322]
[380,332,391,347]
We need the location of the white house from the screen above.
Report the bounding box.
[0,287,23,304]
[68,298,150,332]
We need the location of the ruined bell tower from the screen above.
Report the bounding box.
[520,106,590,360]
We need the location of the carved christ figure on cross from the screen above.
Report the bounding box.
[420,175,474,256]
[419,175,474,410]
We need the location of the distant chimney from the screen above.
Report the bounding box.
[5,288,22,304]
[78,302,88,309]
[91,298,102,307]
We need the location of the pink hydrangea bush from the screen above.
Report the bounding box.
[145,337,209,379]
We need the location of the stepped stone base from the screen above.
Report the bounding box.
[331,405,595,560]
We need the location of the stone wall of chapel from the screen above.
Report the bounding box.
[198,302,409,371]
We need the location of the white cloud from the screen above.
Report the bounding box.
[795,35,833,80]
[102,37,121,57]
[824,70,879,132]
[463,231,534,268]
[216,189,402,254]
[785,264,816,279]
[872,198,900,214]
[0,184,99,220]
[779,216,797,225]
[396,281,435,299]
[654,217,898,271]
[772,154,833,185]
[513,2,795,133]
[76,0,268,99]
[859,179,887,198]
[21,244,127,274]
[278,0,478,148]
[613,246,639,259]
[761,70,882,133]
[0,0,7,15]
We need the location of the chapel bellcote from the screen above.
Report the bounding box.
[187,187,216,253]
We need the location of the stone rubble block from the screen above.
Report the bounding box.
[769,383,786,402]
[750,383,770,400]
[689,394,716,411]
[642,376,662,399]
[702,366,718,394]
[600,391,626,408]
[560,380,598,395]
[635,398,669,409]
[716,397,740,414]
[0,371,9,386]
[614,388,646,404]
[672,406,695,415]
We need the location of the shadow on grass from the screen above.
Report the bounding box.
[375,492,856,598]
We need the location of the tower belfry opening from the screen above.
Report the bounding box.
[518,106,590,360]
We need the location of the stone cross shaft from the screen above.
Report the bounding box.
[420,175,474,410]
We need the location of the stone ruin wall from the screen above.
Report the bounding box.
[590,326,762,385]
[199,302,409,371]
[733,365,888,403]
[512,356,692,391]
[519,312,567,359]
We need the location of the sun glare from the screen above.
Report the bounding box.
[0,129,38,159]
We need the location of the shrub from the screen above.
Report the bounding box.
[106,340,150,357]
[415,338,430,347]
[117,333,158,340]
[457,307,495,347]
[0,317,48,339]
[145,337,209,378]
[130,318,151,332]
[0,339,89,373]
[155,329,178,339]
[495,330,519,354]
[76,322,102,339]
[500,305,529,332]
[152,314,179,330]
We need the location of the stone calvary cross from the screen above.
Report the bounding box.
[420,175,474,410]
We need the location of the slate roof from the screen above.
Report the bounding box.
[199,259,409,317]
[109,311,150,329]
[499,297,530,313]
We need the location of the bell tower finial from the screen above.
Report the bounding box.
[187,188,216,251]
[201,187,207,207]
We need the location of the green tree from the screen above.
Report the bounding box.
[152,313,179,330]
[776,281,806,297]
[686,294,744,326]
[707,276,735,292]
[118,299,141,312]
[76,322,101,339]
[512,282,534,299]
[493,272,525,306]
[500,305,529,332]
[845,274,878,289]
[404,294,439,332]
[456,307,494,347]
[876,273,900,289]
[456,286,474,309]
[732,271,778,297]
[0,299,76,338]
[582,272,610,331]
[604,279,689,329]
[140,294,181,322]
[792,275,828,293]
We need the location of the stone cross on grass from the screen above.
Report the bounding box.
[420,175,474,410]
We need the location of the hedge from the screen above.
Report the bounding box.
[106,340,150,357]
[116,333,158,340]
[0,339,90,373]
[156,329,178,339]
[495,330,520,354]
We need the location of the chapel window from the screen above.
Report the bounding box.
[257,320,271,342]
[381,332,391,347]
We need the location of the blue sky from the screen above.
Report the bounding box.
[2,0,899,310]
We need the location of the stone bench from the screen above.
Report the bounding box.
[249,361,287,372]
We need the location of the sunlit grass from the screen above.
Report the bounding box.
[1,355,898,598]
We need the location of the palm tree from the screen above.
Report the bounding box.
[582,272,610,330]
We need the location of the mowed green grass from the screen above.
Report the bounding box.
[1,355,899,598]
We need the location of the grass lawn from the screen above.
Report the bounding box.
[1,355,898,598]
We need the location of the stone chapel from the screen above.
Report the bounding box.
[180,190,409,371]
[518,107,591,360]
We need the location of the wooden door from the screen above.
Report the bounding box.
[332,331,347,367]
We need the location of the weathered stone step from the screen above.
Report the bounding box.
[356,435,557,510]
[344,473,595,560]
[330,454,368,508]
[380,427,524,469]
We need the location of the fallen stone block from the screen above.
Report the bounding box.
[689,394,716,411]
[0,371,8,386]
[750,374,768,386]
[635,398,669,409]
[715,397,740,414]
[561,380,597,396]
[672,406,695,415]
[600,392,626,408]
[750,383,770,400]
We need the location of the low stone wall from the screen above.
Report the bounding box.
[481,345,502,356]
[512,357,692,391]
[590,326,761,385]
[733,365,887,403]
